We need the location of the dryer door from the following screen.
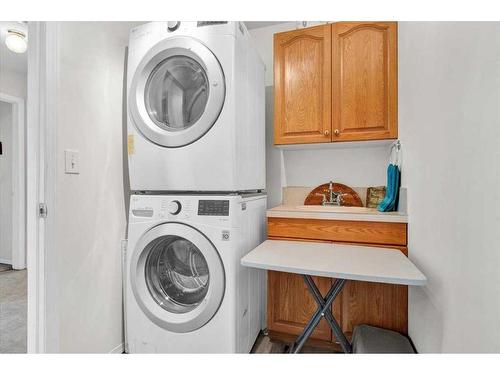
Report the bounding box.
[129,36,225,148]
[130,222,225,333]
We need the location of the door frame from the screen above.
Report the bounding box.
[26,21,58,353]
[0,92,25,270]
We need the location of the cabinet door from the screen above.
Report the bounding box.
[274,25,332,145]
[267,271,335,341]
[332,22,398,141]
[339,244,408,336]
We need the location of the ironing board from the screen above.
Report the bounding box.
[241,240,427,353]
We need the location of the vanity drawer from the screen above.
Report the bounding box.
[267,217,407,246]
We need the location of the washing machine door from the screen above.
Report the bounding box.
[130,222,225,333]
[129,36,225,148]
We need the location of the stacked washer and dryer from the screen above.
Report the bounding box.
[125,21,267,353]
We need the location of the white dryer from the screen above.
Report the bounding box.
[127,22,265,192]
[125,193,267,353]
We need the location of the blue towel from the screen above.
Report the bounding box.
[377,164,400,212]
[377,164,394,211]
[387,164,400,211]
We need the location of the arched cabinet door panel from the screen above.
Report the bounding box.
[274,25,332,145]
[332,22,398,141]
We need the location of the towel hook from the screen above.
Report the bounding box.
[390,140,402,167]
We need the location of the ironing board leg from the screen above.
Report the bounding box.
[290,276,352,354]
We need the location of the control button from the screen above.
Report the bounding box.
[167,21,180,32]
[168,200,182,215]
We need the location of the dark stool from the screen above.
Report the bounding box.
[352,325,416,353]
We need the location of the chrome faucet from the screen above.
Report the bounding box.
[316,181,345,206]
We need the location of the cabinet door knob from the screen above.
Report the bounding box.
[324,130,330,136]
[334,129,340,136]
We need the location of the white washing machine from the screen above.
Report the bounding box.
[125,193,267,353]
[127,22,265,192]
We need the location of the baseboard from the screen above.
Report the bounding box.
[109,342,125,354]
[0,257,12,265]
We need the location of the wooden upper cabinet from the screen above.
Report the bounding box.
[274,25,332,145]
[331,22,398,141]
[273,22,398,145]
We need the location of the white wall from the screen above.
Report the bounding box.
[0,102,13,263]
[250,22,298,87]
[399,22,500,353]
[47,21,138,353]
[0,69,27,99]
[249,23,389,208]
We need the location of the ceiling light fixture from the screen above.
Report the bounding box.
[5,29,27,54]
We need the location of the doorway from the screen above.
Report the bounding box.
[0,21,28,353]
[0,95,26,270]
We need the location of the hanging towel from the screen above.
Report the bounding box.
[378,164,394,212]
[378,164,400,212]
[378,140,402,212]
[392,164,401,211]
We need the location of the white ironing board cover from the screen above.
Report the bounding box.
[241,240,426,286]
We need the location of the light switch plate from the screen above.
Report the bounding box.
[64,150,80,174]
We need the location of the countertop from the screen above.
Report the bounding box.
[267,205,408,223]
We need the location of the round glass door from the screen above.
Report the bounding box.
[128,37,225,148]
[145,235,209,313]
[145,56,209,132]
[130,223,225,333]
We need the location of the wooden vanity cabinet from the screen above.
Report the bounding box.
[266,218,408,348]
[274,22,398,145]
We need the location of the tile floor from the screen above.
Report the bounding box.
[0,269,27,353]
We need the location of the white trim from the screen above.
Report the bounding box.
[121,239,129,354]
[109,343,125,354]
[26,20,43,355]
[42,21,59,353]
[26,21,59,354]
[0,92,26,270]
[0,256,12,264]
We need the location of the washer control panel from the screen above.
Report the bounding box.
[198,200,230,216]
[130,196,231,221]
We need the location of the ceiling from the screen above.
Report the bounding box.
[244,22,287,30]
[0,21,28,75]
